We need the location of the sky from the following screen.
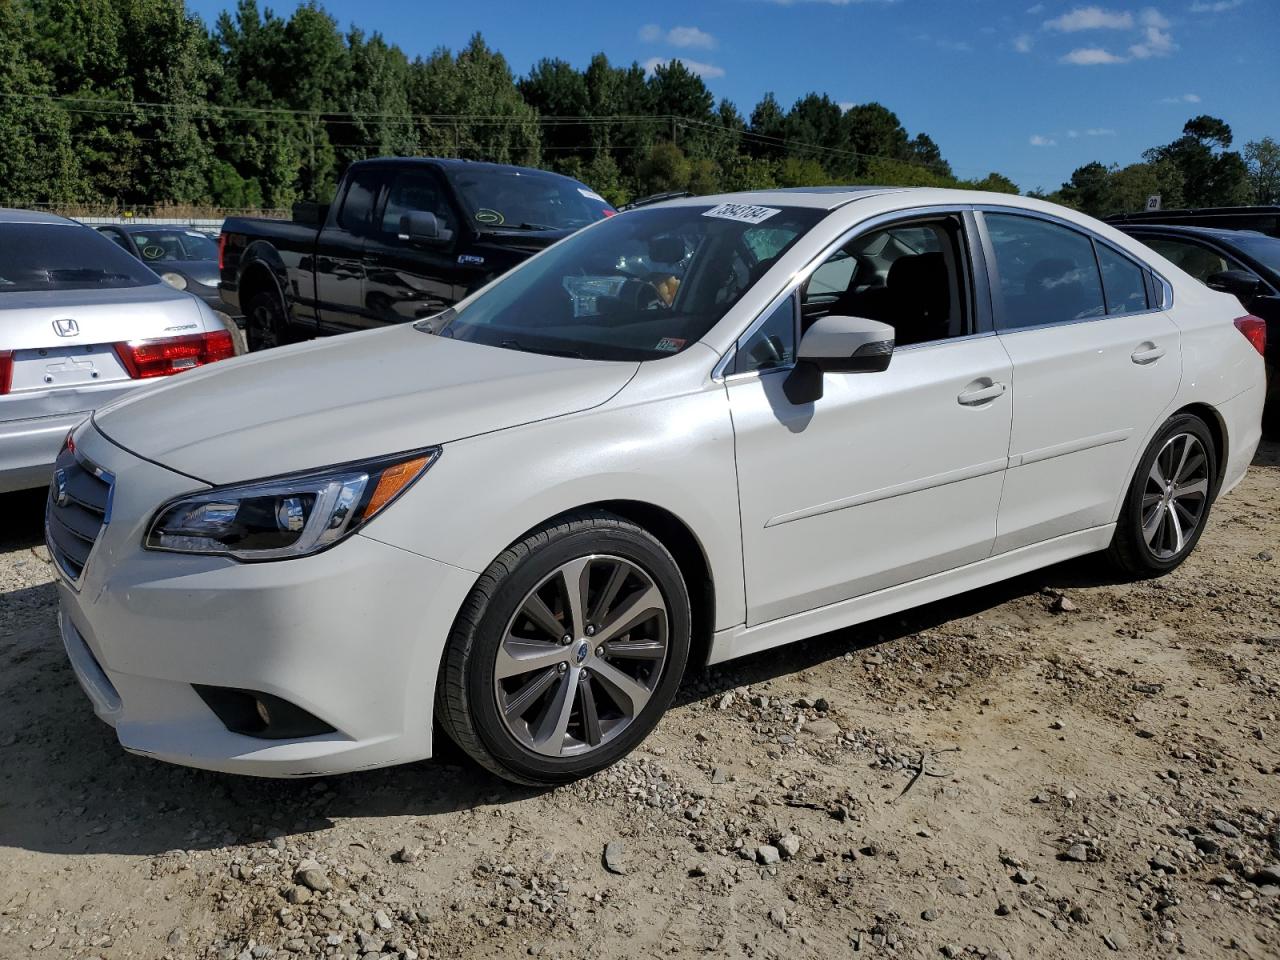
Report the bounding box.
[184,0,1279,192]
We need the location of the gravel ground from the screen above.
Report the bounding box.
[1,443,1277,960]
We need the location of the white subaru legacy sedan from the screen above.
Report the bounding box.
[51,188,1266,785]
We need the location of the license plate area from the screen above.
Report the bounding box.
[10,344,130,391]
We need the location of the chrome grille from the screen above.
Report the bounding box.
[45,444,112,583]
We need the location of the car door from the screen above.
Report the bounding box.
[314,166,383,336]
[96,226,137,258]
[979,210,1181,554]
[727,210,1014,626]
[360,167,468,326]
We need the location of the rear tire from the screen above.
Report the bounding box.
[1106,413,1217,578]
[244,290,294,352]
[437,511,691,786]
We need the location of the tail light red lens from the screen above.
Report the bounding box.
[1234,314,1267,356]
[217,232,227,271]
[114,330,235,380]
[0,350,12,395]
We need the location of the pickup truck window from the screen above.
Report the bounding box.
[446,167,613,232]
[432,204,825,362]
[338,168,382,235]
[381,171,456,237]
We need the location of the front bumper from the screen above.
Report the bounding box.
[54,422,477,777]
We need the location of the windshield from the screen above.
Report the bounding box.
[1231,234,1280,274]
[0,223,161,292]
[129,228,217,262]
[432,203,826,361]
[445,167,615,232]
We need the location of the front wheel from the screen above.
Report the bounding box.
[437,512,691,786]
[1107,413,1218,577]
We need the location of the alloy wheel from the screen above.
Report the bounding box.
[248,302,280,351]
[494,555,669,758]
[1141,432,1210,560]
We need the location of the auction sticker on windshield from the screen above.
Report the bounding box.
[702,202,780,225]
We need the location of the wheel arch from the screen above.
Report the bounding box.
[1173,401,1229,490]
[237,250,288,314]
[531,499,717,671]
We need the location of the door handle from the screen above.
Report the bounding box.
[1131,343,1166,365]
[957,381,1007,406]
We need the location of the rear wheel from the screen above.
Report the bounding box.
[244,290,292,352]
[437,512,690,786]
[1107,413,1217,577]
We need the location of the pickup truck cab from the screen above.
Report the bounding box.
[219,157,615,351]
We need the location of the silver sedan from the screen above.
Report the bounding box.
[0,209,235,493]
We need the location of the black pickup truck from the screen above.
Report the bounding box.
[218,157,615,351]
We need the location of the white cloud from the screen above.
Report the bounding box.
[837,101,856,111]
[1060,46,1127,64]
[1130,20,1176,58]
[1044,6,1134,31]
[1013,32,1034,52]
[1139,7,1171,27]
[1026,3,1045,13]
[639,24,717,49]
[1160,92,1202,102]
[642,56,725,79]
[1030,134,1058,146]
[1086,127,1117,135]
[918,33,972,52]
[1190,0,1244,11]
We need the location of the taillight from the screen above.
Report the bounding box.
[0,350,12,395]
[114,330,235,379]
[1234,314,1267,357]
[217,232,227,271]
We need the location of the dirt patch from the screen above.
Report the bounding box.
[1,446,1278,960]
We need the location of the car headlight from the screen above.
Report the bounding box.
[144,448,439,560]
[160,271,188,290]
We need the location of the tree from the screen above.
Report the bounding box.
[0,0,83,202]
[1144,115,1251,207]
[634,140,690,195]
[747,92,786,159]
[1245,137,1280,205]
[784,93,844,166]
[907,133,951,178]
[841,102,909,175]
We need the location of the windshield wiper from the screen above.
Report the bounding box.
[499,338,583,359]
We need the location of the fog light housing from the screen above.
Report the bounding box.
[193,685,335,740]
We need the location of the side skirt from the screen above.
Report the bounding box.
[707,524,1115,665]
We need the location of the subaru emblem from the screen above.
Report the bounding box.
[54,468,69,507]
[53,318,79,337]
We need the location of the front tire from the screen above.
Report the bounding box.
[438,512,691,786]
[1107,413,1217,577]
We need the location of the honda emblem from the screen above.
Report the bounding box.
[53,318,79,337]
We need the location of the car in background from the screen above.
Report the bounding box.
[1117,223,1278,435]
[96,223,225,313]
[1107,205,1280,239]
[218,158,615,352]
[0,209,234,494]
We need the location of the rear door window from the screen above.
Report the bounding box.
[1143,237,1233,283]
[985,213,1106,330]
[1096,244,1149,315]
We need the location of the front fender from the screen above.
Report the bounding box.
[359,383,746,633]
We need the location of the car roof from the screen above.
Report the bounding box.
[1118,223,1275,243]
[110,222,208,233]
[0,207,79,226]
[351,156,585,183]
[655,186,1047,212]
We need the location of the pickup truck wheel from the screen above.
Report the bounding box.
[245,291,291,352]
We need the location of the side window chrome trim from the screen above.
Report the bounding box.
[713,204,975,381]
[975,205,1175,331]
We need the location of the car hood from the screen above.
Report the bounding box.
[91,325,639,484]
[157,259,220,288]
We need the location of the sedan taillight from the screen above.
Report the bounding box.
[217,232,227,271]
[114,330,235,379]
[0,351,12,395]
[1234,314,1267,357]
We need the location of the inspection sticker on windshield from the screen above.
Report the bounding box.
[578,187,606,203]
[655,337,686,352]
[702,202,780,225]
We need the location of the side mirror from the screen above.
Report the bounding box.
[399,211,452,246]
[1206,269,1263,299]
[784,315,894,404]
